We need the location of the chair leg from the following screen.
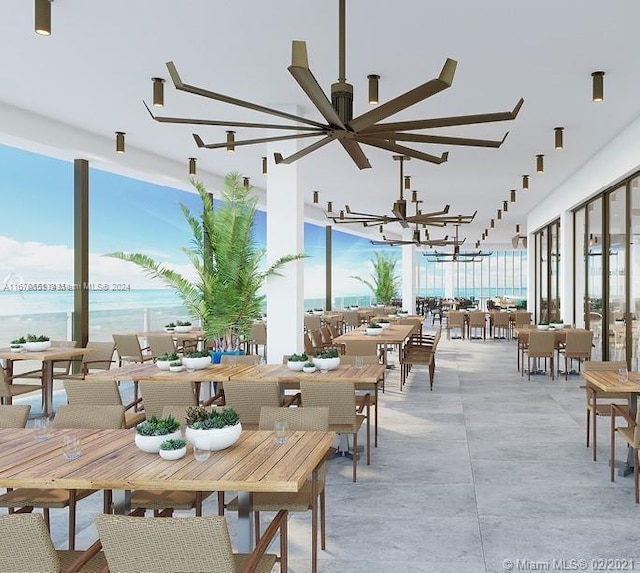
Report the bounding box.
[610,417,616,483]
[585,408,590,448]
[311,483,318,573]
[374,389,378,448]
[320,490,326,551]
[68,489,76,550]
[195,491,203,517]
[352,432,358,483]
[635,448,639,504]
[366,409,371,467]
[217,491,225,515]
[254,511,261,542]
[593,407,598,462]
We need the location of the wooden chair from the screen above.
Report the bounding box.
[610,404,640,503]
[0,361,45,408]
[304,314,322,332]
[0,513,106,573]
[446,310,465,340]
[400,329,441,391]
[62,379,145,429]
[95,512,287,573]
[62,341,116,378]
[467,311,487,340]
[146,334,177,359]
[247,321,267,358]
[522,331,556,380]
[582,361,629,461]
[491,311,510,340]
[223,406,330,573]
[0,404,31,428]
[559,330,593,380]
[139,381,199,419]
[0,405,124,550]
[342,310,360,332]
[113,334,153,409]
[300,380,370,482]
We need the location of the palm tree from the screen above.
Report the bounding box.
[108,172,304,350]
[350,252,400,305]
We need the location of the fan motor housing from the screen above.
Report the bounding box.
[331,81,354,123]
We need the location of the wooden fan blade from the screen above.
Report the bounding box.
[405,206,451,222]
[166,61,327,129]
[274,134,336,165]
[360,98,524,134]
[369,131,509,148]
[339,139,372,169]
[288,41,346,129]
[193,131,322,149]
[358,138,449,164]
[348,58,457,132]
[144,101,324,131]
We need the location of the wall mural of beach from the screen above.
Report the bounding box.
[0,144,397,345]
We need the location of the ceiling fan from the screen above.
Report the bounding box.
[146,0,524,170]
[328,155,476,228]
[370,230,462,248]
[425,250,493,263]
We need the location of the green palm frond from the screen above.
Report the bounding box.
[349,252,400,305]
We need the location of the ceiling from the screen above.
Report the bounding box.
[2,0,640,248]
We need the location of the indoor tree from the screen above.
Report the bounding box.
[350,252,400,305]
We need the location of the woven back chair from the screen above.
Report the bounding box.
[342,339,379,358]
[304,314,322,332]
[0,513,106,573]
[96,512,286,573]
[0,405,124,550]
[446,310,465,339]
[54,341,116,382]
[560,330,594,380]
[0,404,31,428]
[249,321,267,358]
[139,381,199,419]
[491,311,510,339]
[220,354,260,365]
[63,379,145,429]
[342,310,360,331]
[0,362,45,406]
[112,334,152,365]
[222,380,287,430]
[146,335,177,359]
[522,331,556,380]
[582,360,630,461]
[467,311,486,339]
[300,380,369,482]
[610,405,640,503]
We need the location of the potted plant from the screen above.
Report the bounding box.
[349,252,400,306]
[182,350,211,370]
[365,322,383,336]
[164,322,176,333]
[376,318,391,329]
[169,360,184,372]
[108,173,304,362]
[175,320,193,333]
[302,361,317,373]
[135,415,182,453]
[313,348,340,371]
[156,352,180,370]
[287,352,308,371]
[159,437,187,460]
[184,406,242,451]
[24,334,51,352]
[537,321,550,330]
[10,336,25,353]
[312,308,324,316]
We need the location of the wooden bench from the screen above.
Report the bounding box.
[399,328,442,391]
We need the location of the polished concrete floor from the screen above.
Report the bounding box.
[13,327,640,572]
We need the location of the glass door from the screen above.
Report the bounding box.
[607,187,627,362]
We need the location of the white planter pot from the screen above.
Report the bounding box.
[135,430,183,453]
[312,310,323,316]
[183,356,211,370]
[537,324,549,330]
[185,423,242,451]
[366,328,383,336]
[377,322,391,329]
[24,341,52,352]
[313,357,340,371]
[156,359,172,370]
[159,447,187,461]
[302,366,317,373]
[9,346,23,353]
[169,365,185,372]
[287,360,305,371]
[175,325,193,333]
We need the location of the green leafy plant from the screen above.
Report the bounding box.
[169,360,182,367]
[176,320,192,326]
[185,406,240,430]
[157,352,180,362]
[10,337,26,345]
[303,361,316,368]
[349,252,400,306]
[376,318,390,324]
[315,348,340,359]
[26,334,50,342]
[107,173,304,351]
[366,322,382,328]
[164,322,176,328]
[184,350,210,359]
[136,415,180,436]
[159,438,187,451]
[288,353,309,362]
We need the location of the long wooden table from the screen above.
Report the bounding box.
[85,362,255,384]
[0,427,334,551]
[0,346,91,417]
[333,323,417,366]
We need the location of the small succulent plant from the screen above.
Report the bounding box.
[136,415,180,436]
[159,438,187,451]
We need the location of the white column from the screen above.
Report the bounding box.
[265,122,304,363]
[444,263,454,299]
[401,240,416,313]
[560,210,574,326]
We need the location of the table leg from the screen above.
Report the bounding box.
[111,490,131,514]
[237,491,255,552]
[43,360,54,417]
[621,393,638,477]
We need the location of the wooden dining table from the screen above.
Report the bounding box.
[0,427,334,552]
[333,323,417,365]
[0,346,91,417]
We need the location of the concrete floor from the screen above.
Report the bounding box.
[13,325,640,572]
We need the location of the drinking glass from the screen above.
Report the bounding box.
[618,367,629,384]
[193,439,210,462]
[274,421,290,445]
[355,355,364,369]
[34,417,52,441]
[62,434,81,461]
[255,357,265,375]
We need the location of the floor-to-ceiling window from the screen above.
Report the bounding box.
[607,186,627,361]
[533,219,560,324]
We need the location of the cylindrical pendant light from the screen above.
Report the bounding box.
[379,225,383,233]
[490,219,495,228]
[536,154,544,173]
[516,224,520,234]
[327,201,333,213]
[261,156,268,174]
[188,157,197,175]
[592,71,605,102]
[313,190,319,204]
[522,175,529,190]
[339,210,345,220]
[367,74,380,105]
[152,78,165,107]
[497,209,502,220]
[35,0,51,35]
[243,177,250,189]
[115,131,125,154]
[404,175,411,190]
[503,200,508,212]
[554,126,564,149]
[226,131,235,153]
[411,190,417,203]
[510,189,516,202]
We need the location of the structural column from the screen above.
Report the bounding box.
[401,239,416,313]
[559,210,574,326]
[265,128,304,362]
[73,159,89,346]
[325,225,332,311]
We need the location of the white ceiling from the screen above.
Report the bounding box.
[2,0,640,247]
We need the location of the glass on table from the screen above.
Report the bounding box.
[62,433,81,461]
[274,421,290,445]
[34,417,52,441]
[618,367,629,384]
[355,355,364,369]
[193,438,210,462]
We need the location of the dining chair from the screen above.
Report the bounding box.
[146,334,177,359]
[304,314,322,332]
[55,341,116,379]
[113,334,153,409]
[491,311,510,340]
[559,330,593,379]
[0,404,31,428]
[467,311,487,340]
[342,310,360,332]
[300,380,370,482]
[96,512,287,573]
[0,361,45,408]
[248,321,267,358]
[62,379,145,429]
[400,329,441,391]
[610,403,640,503]
[219,354,261,365]
[446,310,465,340]
[0,404,125,550]
[582,360,629,461]
[223,406,329,573]
[522,331,556,380]
[139,381,199,419]
[0,513,106,573]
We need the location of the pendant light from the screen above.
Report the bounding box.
[188,157,197,175]
[313,190,319,204]
[592,71,605,102]
[554,126,564,149]
[536,154,544,173]
[510,189,516,202]
[226,131,235,153]
[35,0,52,35]
[261,156,268,174]
[152,78,165,107]
[367,74,380,105]
[243,177,250,188]
[327,201,333,213]
[115,131,125,154]
[503,200,508,212]
[497,209,502,220]
[522,175,529,190]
